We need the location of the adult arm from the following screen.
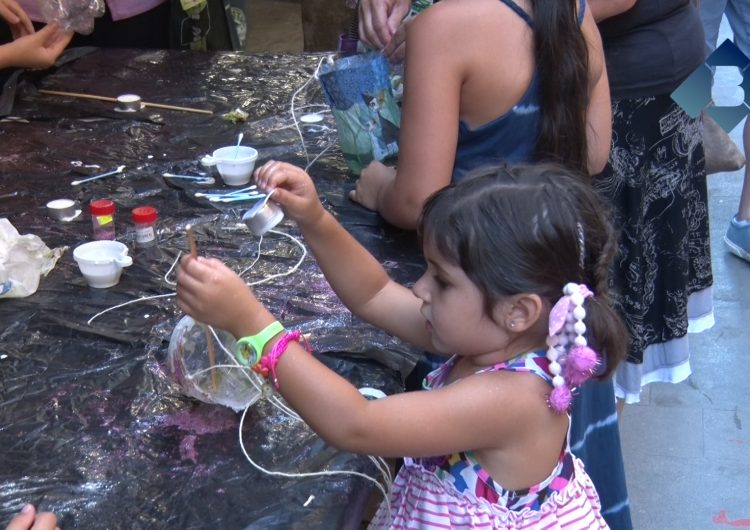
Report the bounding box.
[352,4,463,229]
[588,0,637,22]
[581,3,612,173]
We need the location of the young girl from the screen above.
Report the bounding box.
[176,160,627,528]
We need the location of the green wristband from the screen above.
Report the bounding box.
[235,321,285,366]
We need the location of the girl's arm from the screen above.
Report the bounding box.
[178,262,545,458]
[0,24,72,70]
[273,342,556,458]
[202,161,435,351]
[581,3,612,174]
[352,5,463,229]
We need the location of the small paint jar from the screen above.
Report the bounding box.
[90,199,116,240]
[132,206,158,248]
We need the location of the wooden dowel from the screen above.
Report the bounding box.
[186,225,219,390]
[38,89,214,115]
[39,89,118,103]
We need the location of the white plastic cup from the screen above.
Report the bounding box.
[201,146,259,186]
[73,240,133,288]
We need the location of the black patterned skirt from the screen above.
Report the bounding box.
[595,94,714,403]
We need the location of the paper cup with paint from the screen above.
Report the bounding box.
[46,198,78,221]
[116,94,143,112]
[73,240,133,288]
[242,193,284,236]
[201,146,258,186]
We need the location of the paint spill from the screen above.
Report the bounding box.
[713,511,750,527]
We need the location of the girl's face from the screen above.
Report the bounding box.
[413,238,510,359]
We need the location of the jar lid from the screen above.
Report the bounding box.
[132,206,158,223]
[90,199,115,215]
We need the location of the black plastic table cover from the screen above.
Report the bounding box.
[0,48,423,529]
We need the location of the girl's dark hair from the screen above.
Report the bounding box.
[418,164,627,377]
[531,0,590,176]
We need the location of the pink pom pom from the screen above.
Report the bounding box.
[564,346,599,386]
[548,385,572,412]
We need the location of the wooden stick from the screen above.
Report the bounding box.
[38,89,214,115]
[186,225,219,390]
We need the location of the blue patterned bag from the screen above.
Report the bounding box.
[318,52,401,174]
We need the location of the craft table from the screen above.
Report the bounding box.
[0,48,420,529]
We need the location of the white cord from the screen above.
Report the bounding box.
[238,403,391,504]
[291,56,327,166]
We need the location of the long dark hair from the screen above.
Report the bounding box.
[531,0,590,175]
[418,164,627,377]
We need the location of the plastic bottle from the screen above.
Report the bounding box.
[90,199,116,240]
[132,206,158,248]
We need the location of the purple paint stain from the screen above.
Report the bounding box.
[180,434,198,463]
[160,406,238,463]
[161,407,237,435]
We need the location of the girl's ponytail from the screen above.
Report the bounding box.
[531,0,589,175]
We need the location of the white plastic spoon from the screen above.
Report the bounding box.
[234,132,244,159]
[71,165,126,186]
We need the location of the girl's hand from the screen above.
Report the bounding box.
[176,255,270,338]
[5,504,58,530]
[349,160,396,211]
[0,0,34,39]
[4,23,73,69]
[253,160,326,226]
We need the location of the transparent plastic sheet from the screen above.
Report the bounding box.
[38,0,105,34]
[0,50,423,529]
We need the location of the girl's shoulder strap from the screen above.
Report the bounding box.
[578,0,586,24]
[476,350,553,384]
[498,0,533,27]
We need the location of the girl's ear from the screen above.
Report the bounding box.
[493,293,544,333]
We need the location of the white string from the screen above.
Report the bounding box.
[196,319,394,513]
[87,227,306,324]
[304,143,334,173]
[238,403,392,510]
[246,229,307,287]
[163,251,182,286]
[291,56,327,166]
[87,292,176,325]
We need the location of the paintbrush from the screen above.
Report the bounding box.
[186,225,219,390]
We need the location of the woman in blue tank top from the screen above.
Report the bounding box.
[350,0,611,229]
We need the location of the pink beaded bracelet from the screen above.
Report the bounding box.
[252,330,310,389]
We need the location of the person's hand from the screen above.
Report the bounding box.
[253,160,326,227]
[3,23,73,69]
[358,0,411,52]
[176,256,267,338]
[382,16,409,62]
[0,0,34,39]
[349,160,396,211]
[5,504,58,530]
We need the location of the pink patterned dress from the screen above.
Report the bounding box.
[369,352,609,529]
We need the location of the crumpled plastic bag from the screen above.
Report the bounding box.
[38,0,106,35]
[0,218,65,298]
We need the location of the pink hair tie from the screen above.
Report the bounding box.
[252,330,310,389]
[546,283,600,413]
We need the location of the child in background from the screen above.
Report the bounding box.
[176,161,627,528]
[0,0,71,70]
